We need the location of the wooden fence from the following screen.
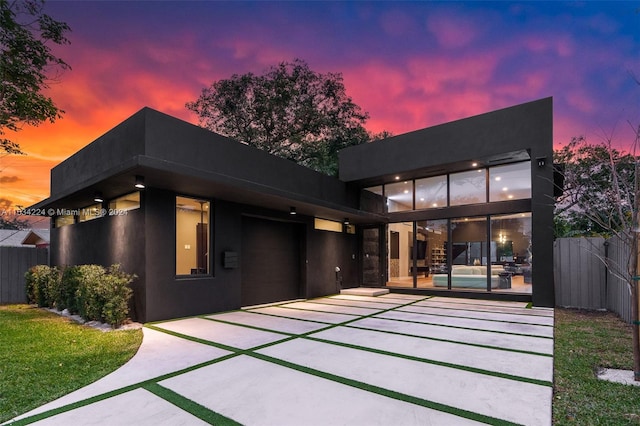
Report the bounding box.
[0,246,48,304]
[554,237,632,323]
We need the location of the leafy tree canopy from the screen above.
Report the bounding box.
[554,136,636,237]
[187,59,381,176]
[0,0,70,154]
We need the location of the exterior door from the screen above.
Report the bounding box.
[241,216,301,306]
[361,226,383,287]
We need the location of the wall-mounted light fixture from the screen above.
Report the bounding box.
[536,156,547,167]
[344,218,350,225]
[290,206,297,215]
[93,192,104,203]
[134,175,145,189]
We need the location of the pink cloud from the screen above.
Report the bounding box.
[425,12,480,49]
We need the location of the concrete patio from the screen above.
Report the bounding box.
[7,295,554,426]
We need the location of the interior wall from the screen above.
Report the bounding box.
[175,207,208,275]
[388,222,411,279]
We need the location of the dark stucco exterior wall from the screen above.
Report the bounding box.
[51,207,146,320]
[42,98,555,322]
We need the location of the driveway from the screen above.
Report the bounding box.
[8,294,554,426]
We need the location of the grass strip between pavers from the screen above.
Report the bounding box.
[396,306,554,327]
[373,313,554,340]
[419,297,552,317]
[304,335,552,387]
[345,322,552,357]
[143,382,242,426]
[406,302,555,319]
[248,351,520,426]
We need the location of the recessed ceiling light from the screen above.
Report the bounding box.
[403,190,409,194]
[420,197,425,201]
[502,187,508,191]
[395,176,400,180]
[495,176,502,181]
[508,194,514,199]
[432,203,438,207]
[472,162,478,167]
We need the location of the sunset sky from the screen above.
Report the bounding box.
[1,1,639,215]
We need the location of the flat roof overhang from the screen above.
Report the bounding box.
[31,155,386,225]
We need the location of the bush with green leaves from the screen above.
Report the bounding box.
[75,264,136,327]
[74,264,109,321]
[25,265,61,307]
[58,265,82,313]
[25,263,136,328]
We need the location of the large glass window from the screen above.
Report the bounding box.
[491,213,532,293]
[416,219,447,289]
[415,176,447,210]
[489,161,531,202]
[383,214,532,294]
[176,196,210,276]
[448,217,490,291]
[386,222,413,287]
[450,170,486,206]
[385,181,413,212]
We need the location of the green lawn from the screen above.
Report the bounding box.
[0,305,142,423]
[554,308,640,425]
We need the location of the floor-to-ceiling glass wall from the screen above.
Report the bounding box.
[416,219,448,288]
[490,213,532,293]
[387,222,413,287]
[384,215,532,294]
[445,217,490,291]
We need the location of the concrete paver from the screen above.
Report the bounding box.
[29,389,210,426]
[8,295,554,426]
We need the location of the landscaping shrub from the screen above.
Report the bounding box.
[25,265,61,307]
[74,264,108,322]
[101,265,135,328]
[59,265,84,314]
[26,263,136,328]
[75,264,136,328]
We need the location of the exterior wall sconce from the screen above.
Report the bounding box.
[134,175,145,189]
[93,192,104,203]
[290,206,297,215]
[344,218,350,225]
[536,157,547,167]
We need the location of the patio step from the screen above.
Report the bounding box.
[340,287,390,297]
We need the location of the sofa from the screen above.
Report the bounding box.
[432,265,505,289]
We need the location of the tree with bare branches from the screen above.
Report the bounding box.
[555,132,640,381]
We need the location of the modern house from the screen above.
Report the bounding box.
[31,97,554,322]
